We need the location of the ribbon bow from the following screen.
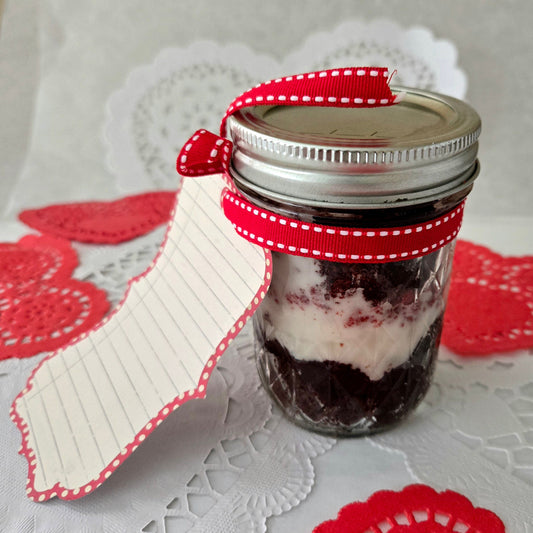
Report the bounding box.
[176,67,464,264]
[177,67,396,178]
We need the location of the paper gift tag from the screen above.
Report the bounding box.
[11,66,399,501]
[10,175,271,501]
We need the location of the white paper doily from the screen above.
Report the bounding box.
[105,19,466,193]
[72,226,167,308]
[1,223,335,532]
[372,349,533,533]
[1,322,333,532]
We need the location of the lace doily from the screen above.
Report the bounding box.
[313,484,505,533]
[0,234,109,360]
[19,191,176,244]
[370,349,533,532]
[73,227,167,308]
[105,21,466,193]
[11,18,529,533]
[143,408,334,533]
[0,234,78,288]
[75,232,333,532]
[0,324,333,532]
[442,240,533,355]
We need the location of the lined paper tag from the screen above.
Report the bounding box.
[10,175,271,501]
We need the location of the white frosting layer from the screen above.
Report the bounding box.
[261,254,443,381]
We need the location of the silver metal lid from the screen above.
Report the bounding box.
[227,87,481,208]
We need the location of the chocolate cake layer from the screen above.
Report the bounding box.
[256,316,443,434]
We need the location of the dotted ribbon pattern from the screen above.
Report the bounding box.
[219,66,396,135]
[177,66,396,178]
[177,129,233,178]
[178,66,464,263]
[222,187,465,263]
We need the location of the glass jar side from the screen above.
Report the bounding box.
[254,244,455,436]
[242,187,464,436]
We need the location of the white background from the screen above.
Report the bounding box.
[1,0,533,219]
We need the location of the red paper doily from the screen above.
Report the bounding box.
[0,234,109,360]
[0,234,78,287]
[442,240,533,355]
[313,484,505,533]
[18,191,176,244]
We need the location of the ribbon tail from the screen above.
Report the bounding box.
[177,129,233,177]
[220,66,398,136]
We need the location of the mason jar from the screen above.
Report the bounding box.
[226,88,481,436]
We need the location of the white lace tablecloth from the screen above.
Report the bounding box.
[1,5,533,532]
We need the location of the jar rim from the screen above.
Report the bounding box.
[227,87,481,207]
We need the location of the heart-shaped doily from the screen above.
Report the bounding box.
[442,240,533,355]
[313,484,505,532]
[0,234,109,360]
[18,191,176,244]
[0,280,110,359]
[0,234,78,287]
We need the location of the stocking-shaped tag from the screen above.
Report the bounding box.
[11,67,400,501]
[11,175,270,501]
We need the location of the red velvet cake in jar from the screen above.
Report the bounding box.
[226,89,481,436]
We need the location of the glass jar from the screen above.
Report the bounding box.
[227,89,481,436]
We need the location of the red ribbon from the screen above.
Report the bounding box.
[176,67,464,263]
[219,66,395,136]
[177,67,396,178]
[221,187,464,264]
